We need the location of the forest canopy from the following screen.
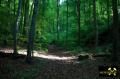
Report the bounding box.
[0,0,119,62]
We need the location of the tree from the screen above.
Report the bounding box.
[76,0,80,45]
[1,0,119,58]
[65,0,69,47]
[111,0,119,61]
[56,0,60,41]
[93,0,98,49]
[26,0,39,63]
[13,0,22,58]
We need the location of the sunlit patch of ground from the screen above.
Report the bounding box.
[0,49,77,60]
[34,54,76,60]
[19,50,77,60]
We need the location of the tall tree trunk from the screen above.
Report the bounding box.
[111,0,119,61]
[13,0,22,58]
[77,0,80,45]
[66,0,69,47]
[26,0,39,63]
[56,0,60,41]
[93,0,98,49]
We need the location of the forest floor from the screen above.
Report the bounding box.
[0,48,120,79]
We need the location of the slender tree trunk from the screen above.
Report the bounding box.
[66,0,69,47]
[56,0,60,41]
[77,0,80,45]
[111,0,119,61]
[13,0,22,58]
[7,0,11,21]
[26,0,39,63]
[93,0,98,49]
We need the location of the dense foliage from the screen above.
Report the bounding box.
[0,0,119,55]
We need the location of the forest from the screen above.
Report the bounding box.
[0,0,120,79]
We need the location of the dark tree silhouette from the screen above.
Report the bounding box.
[13,0,22,58]
[56,0,60,41]
[76,0,80,45]
[65,0,69,47]
[93,0,98,49]
[26,0,39,63]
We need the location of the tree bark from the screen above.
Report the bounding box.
[26,0,39,63]
[13,0,22,58]
[56,0,60,41]
[66,0,69,47]
[93,0,98,49]
[77,0,80,45]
